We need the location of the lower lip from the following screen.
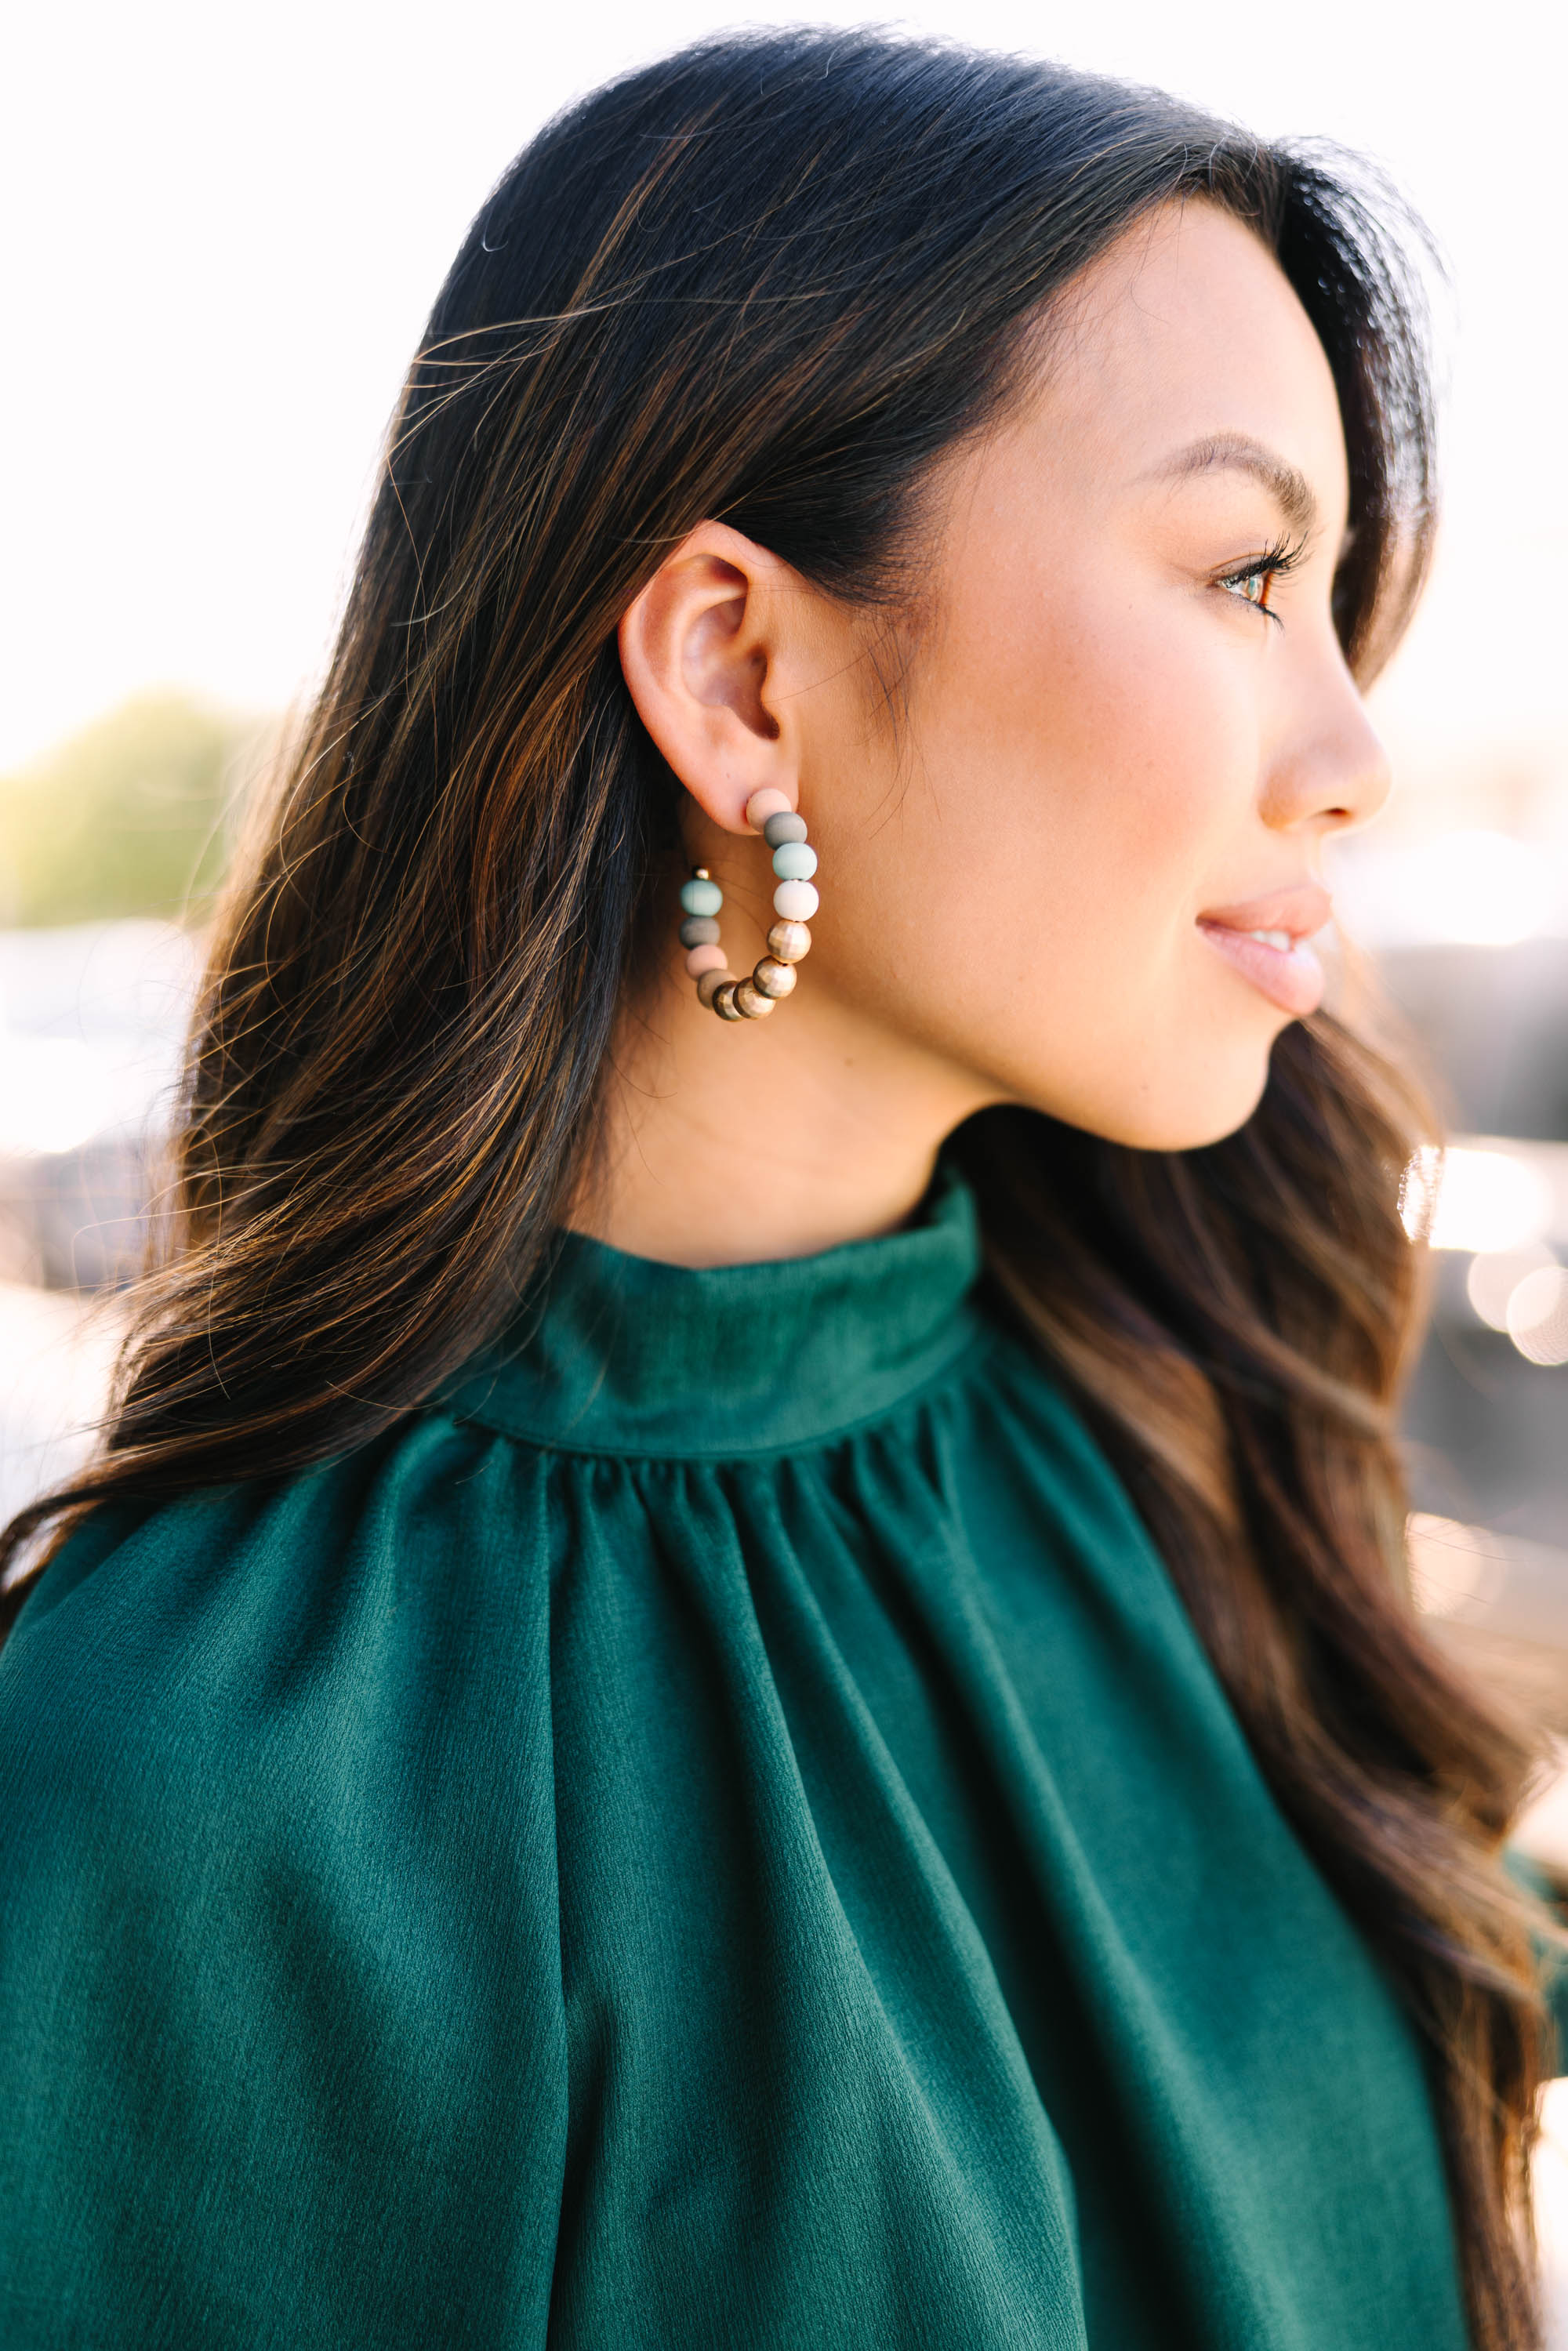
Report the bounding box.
[1197,921,1325,1017]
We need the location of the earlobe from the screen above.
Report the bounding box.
[617,522,800,834]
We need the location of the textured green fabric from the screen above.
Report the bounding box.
[0,1164,1492,2346]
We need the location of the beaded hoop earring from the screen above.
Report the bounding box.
[677,788,819,1021]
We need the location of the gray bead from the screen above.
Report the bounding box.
[680,915,721,948]
[762,811,808,848]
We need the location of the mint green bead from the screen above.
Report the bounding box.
[771,841,818,882]
[680,877,723,917]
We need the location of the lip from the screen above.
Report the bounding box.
[1196,882,1332,1019]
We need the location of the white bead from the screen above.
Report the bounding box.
[772,878,819,921]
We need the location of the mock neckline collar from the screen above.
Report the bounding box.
[445,1159,985,1458]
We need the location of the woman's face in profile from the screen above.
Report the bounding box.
[624,198,1392,1155]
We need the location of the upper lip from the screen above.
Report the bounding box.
[1196,883,1332,941]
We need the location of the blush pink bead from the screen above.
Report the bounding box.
[685,942,728,978]
[745,786,793,833]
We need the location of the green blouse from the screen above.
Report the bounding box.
[0,1165,1501,2346]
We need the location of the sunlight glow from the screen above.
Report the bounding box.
[1406,1513,1504,1619]
[1402,830,1553,947]
[1401,1144,1554,1254]
[0,1039,118,1158]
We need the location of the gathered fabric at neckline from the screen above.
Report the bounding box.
[445,1159,987,1459]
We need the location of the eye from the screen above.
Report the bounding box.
[1225,565,1272,610]
[1214,533,1305,625]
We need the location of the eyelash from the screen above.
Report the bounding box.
[1214,534,1306,624]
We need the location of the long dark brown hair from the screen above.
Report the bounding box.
[2,31,1555,2342]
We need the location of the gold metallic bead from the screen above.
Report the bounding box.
[752,956,797,1000]
[696,967,735,1010]
[766,920,812,964]
[713,981,744,1021]
[693,865,711,880]
[734,978,775,1019]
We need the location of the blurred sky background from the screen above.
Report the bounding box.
[4,0,1565,806]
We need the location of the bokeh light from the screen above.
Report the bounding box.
[1467,1242,1561,1330]
[1506,1266,1568,1367]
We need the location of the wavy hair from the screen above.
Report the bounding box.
[2,31,1554,2343]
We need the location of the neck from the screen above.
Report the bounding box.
[568,970,996,1267]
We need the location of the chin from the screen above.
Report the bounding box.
[1141,1057,1276,1153]
[1028,1044,1276,1156]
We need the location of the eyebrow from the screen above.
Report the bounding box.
[1151,433,1319,538]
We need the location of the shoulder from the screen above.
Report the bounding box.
[0,1406,556,1835]
[0,1410,569,2343]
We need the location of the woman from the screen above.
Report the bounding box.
[0,29,1559,2349]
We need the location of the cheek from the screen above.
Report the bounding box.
[897,566,1256,955]
[815,561,1280,1147]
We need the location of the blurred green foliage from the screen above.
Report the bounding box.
[0,694,252,928]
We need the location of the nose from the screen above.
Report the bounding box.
[1260,641,1392,838]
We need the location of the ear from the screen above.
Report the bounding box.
[617,521,804,833]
